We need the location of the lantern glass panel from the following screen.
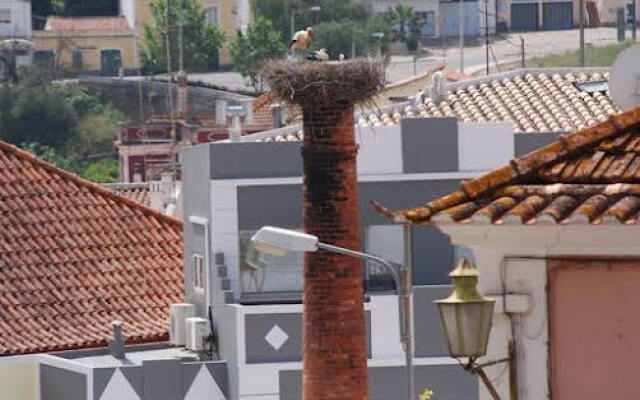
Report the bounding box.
[437,301,494,358]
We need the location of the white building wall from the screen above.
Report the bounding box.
[440,224,640,400]
[458,121,514,172]
[0,0,31,38]
[211,181,241,299]
[356,125,404,175]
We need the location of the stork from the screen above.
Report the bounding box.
[308,48,329,61]
[290,27,314,59]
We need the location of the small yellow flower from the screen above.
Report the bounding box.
[419,388,434,400]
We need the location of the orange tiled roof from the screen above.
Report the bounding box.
[358,69,617,133]
[45,16,130,31]
[106,183,151,207]
[375,106,640,226]
[0,141,184,356]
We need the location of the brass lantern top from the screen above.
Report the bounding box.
[437,258,494,305]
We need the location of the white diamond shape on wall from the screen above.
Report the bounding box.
[264,324,289,351]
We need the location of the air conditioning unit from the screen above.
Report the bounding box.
[185,317,209,351]
[169,303,196,346]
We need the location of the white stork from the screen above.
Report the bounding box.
[308,48,329,61]
[290,27,314,50]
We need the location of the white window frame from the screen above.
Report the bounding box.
[193,253,205,291]
[206,6,219,26]
[189,215,210,306]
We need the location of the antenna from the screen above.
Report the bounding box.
[609,44,640,111]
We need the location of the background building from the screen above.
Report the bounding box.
[32,15,137,75]
[0,0,31,38]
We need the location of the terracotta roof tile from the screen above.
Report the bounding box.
[0,141,183,356]
[105,183,151,207]
[250,69,616,143]
[379,106,640,225]
[357,69,616,133]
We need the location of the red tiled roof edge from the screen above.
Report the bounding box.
[0,141,182,229]
[374,106,640,224]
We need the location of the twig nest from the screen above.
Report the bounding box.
[262,59,384,108]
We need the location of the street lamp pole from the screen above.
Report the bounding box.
[250,227,414,400]
[459,0,465,74]
[314,243,414,400]
[485,0,490,75]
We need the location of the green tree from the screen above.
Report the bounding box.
[385,5,423,51]
[140,0,226,74]
[254,0,369,45]
[230,17,287,90]
[72,108,122,159]
[310,15,390,59]
[19,142,78,172]
[3,86,78,148]
[81,158,120,183]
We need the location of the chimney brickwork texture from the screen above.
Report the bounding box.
[301,102,368,400]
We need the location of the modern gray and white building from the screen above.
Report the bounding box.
[178,114,565,399]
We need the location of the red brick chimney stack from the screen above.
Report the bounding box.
[263,60,383,400]
[301,102,366,400]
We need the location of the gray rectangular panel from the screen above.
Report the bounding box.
[411,225,455,285]
[245,312,372,364]
[210,142,302,179]
[40,364,87,400]
[515,132,560,156]
[142,359,183,400]
[401,117,458,173]
[237,180,461,230]
[279,364,477,400]
[413,286,454,357]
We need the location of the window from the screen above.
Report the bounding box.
[72,50,83,70]
[0,9,10,24]
[33,50,55,68]
[206,6,219,25]
[193,253,205,291]
[239,230,303,293]
[364,225,404,291]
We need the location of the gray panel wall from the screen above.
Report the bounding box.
[91,361,229,400]
[401,116,458,174]
[142,359,183,400]
[280,364,477,400]
[237,180,459,285]
[245,312,371,363]
[411,226,454,285]
[40,365,87,400]
[181,143,213,312]
[515,132,560,156]
[237,180,460,230]
[413,286,453,357]
[210,142,302,179]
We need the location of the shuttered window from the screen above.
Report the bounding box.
[206,7,219,26]
[72,50,83,70]
[193,253,205,291]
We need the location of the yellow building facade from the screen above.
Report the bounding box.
[33,16,138,76]
[135,0,250,67]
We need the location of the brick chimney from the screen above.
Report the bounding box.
[263,60,383,400]
[301,102,367,400]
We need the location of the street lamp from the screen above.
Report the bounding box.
[435,258,511,400]
[309,6,321,24]
[250,226,414,400]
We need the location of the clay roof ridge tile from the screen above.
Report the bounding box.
[0,142,182,230]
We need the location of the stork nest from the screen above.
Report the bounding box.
[261,59,385,108]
